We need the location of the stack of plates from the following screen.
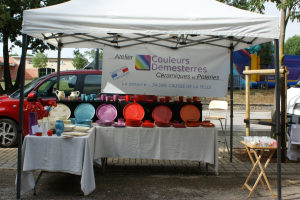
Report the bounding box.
[185,119,201,127]
[173,123,186,128]
[155,121,172,127]
[125,119,143,127]
[142,121,154,128]
[96,120,114,127]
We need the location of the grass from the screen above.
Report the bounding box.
[199,88,275,104]
[175,88,276,104]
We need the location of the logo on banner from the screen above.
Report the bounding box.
[135,55,150,70]
[110,65,130,81]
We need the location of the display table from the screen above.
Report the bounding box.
[19,128,96,196]
[94,126,218,173]
[241,141,276,199]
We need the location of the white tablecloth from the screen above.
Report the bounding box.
[94,126,218,172]
[19,128,96,195]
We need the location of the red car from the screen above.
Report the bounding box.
[0,70,102,148]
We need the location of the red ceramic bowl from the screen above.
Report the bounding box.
[174,100,180,104]
[36,132,42,136]
[147,100,153,103]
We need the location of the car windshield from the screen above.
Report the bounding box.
[10,75,50,98]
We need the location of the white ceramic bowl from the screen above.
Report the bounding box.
[63,120,71,124]
[74,126,90,133]
[64,124,76,132]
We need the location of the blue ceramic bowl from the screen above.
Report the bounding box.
[75,124,92,128]
[75,119,92,125]
[69,118,76,125]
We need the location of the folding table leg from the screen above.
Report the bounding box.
[250,149,276,199]
[74,175,84,196]
[33,171,44,195]
[242,147,266,191]
[219,120,230,157]
[102,157,106,175]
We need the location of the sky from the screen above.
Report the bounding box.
[0,2,299,59]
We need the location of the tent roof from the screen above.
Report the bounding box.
[22,0,279,50]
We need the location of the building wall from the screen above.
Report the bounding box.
[12,57,75,71]
[0,57,39,80]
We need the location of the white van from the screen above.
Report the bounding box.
[287,85,300,115]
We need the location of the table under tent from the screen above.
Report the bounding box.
[16,0,282,199]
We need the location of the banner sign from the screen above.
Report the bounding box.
[102,45,230,97]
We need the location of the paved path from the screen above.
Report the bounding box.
[1,136,299,174]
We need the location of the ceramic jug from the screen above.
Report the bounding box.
[70,91,80,100]
[55,90,65,100]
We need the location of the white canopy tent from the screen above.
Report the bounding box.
[23,0,279,49]
[17,0,282,199]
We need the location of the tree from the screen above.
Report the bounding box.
[218,0,300,65]
[72,50,88,69]
[84,49,103,60]
[0,0,69,95]
[249,0,300,66]
[284,35,300,55]
[32,52,48,69]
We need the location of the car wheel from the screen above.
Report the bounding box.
[0,119,18,148]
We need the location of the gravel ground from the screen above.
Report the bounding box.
[1,167,300,200]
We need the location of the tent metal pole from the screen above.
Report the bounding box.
[229,42,234,162]
[56,43,62,90]
[274,39,281,200]
[94,48,99,70]
[17,34,27,200]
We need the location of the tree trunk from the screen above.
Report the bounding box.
[13,37,30,92]
[279,6,287,66]
[3,33,13,94]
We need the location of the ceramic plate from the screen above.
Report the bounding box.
[152,105,172,122]
[96,104,117,121]
[180,105,201,122]
[123,103,145,120]
[74,103,95,120]
[49,103,71,119]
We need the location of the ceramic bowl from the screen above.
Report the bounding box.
[63,120,71,124]
[74,126,90,133]
[64,124,76,132]
[69,118,76,124]
[75,124,92,128]
[75,119,92,125]
[174,100,180,104]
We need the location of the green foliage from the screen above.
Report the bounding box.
[217,0,251,10]
[84,49,103,60]
[33,52,48,69]
[32,77,38,80]
[0,0,69,94]
[259,42,274,64]
[9,53,19,57]
[284,35,300,55]
[72,50,88,69]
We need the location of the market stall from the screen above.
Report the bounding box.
[20,127,96,195]
[17,0,281,198]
